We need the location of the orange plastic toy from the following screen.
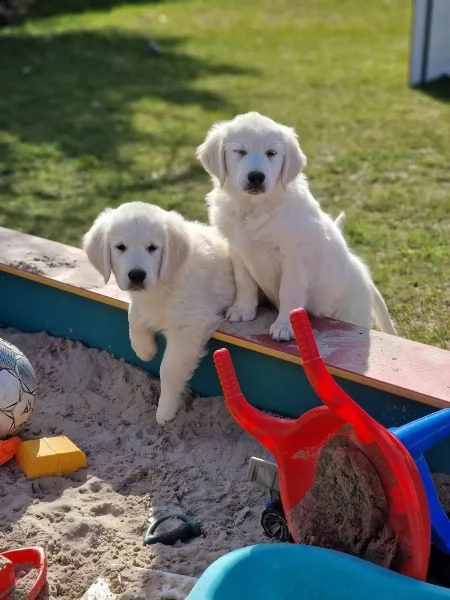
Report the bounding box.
[0,546,47,600]
[213,307,431,581]
[0,436,21,466]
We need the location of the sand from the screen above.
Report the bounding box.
[0,329,271,599]
[288,435,401,570]
[11,562,38,600]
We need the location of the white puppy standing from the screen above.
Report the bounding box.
[83,201,235,425]
[197,112,396,341]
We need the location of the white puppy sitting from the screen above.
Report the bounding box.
[83,201,235,424]
[197,112,396,341]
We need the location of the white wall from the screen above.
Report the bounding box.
[410,0,450,85]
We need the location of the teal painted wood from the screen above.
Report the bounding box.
[0,271,448,473]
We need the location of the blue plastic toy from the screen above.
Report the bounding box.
[186,544,450,600]
[391,407,450,554]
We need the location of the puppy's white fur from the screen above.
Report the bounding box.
[83,201,235,424]
[197,112,396,341]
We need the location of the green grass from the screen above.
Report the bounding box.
[0,0,449,348]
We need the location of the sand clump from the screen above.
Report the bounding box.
[11,562,38,600]
[0,329,270,599]
[288,435,402,570]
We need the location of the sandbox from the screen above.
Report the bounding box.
[2,329,450,597]
[1,226,450,597]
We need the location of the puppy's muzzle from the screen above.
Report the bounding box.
[128,268,147,290]
[245,170,266,194]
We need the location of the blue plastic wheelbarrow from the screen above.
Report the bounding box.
[187,544,450,600]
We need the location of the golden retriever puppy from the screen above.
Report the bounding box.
[197,112,396,341]
[83,201,235,424]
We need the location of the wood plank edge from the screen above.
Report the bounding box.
[1,262,449,410]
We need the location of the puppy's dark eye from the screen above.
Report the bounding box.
[147,244,158,253]
[116,243,126,252]
[266,149,277,158]
[234,148,247,156]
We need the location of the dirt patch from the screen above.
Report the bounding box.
[10,261,45,276]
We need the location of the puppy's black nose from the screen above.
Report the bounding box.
[247,171,265,186]
[128,269,146,284]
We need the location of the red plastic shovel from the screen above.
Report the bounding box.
[213,308,430,580]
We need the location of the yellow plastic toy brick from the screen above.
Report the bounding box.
[15,436,88,479]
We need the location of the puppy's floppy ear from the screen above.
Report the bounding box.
[280,126,307,189]
[82,208,114,283]
[196,122,226,185]
[159,213,190,283]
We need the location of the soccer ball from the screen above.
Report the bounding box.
[0,338,37,439]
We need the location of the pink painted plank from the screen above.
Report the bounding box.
[221,311,450,407]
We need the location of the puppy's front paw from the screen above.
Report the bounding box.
[269,318,293,342]
[130,332,158,362]
[156,399,181,426]
[225,303,257,322]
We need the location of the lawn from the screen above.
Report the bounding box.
[0,0,448,348]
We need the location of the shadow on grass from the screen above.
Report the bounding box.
[415,76,450,103]
[0,157,209,242]
[27,0,172,21]
[0,30,256,160]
